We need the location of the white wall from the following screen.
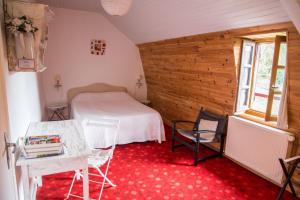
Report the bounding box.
[4,72,45,141]
[42,7,147,106]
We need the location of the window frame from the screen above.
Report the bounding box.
[265,36,286,121]
[236,34,287,122]
[247,41,274,119]
[236,39,256,112]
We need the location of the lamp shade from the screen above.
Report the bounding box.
[101,0,133,16]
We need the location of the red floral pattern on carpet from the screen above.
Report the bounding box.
[37,125,298,200]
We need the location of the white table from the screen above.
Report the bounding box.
[16,120,91,200]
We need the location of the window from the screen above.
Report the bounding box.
[236,34,287,121]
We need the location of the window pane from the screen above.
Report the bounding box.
[241,89,249,106]
[242,44,254,66]
[250,43,274,112]
[275,69,285,92]
[237,41,255,112]
[271,94,281,116]
[238,88,249,108]
[252,95,268,113]
[278,42,287,66]
[241,67,251,86]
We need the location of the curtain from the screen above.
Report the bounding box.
[277,65,289,129]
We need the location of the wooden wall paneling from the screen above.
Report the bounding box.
[139,22,300,192]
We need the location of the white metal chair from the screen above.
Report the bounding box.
[65,118,120,200]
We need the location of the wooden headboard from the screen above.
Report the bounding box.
[67,83,127,103]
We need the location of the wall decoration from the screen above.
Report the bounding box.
[6,15,38,70]
[90,39,106,55]
[5,15,38,34]
[5,1,54,72]
[18,58,35,70]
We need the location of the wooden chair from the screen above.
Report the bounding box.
[171,108,228,166]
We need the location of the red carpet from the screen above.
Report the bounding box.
[37,125,298,200]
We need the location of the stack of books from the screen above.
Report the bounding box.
[23,135,63,159]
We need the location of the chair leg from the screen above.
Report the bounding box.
[194,142,200,166]
[219,136,225,157]
[95,166,116,187]
[98,158,113,200]
[171,125,176,152]
[65,171,79,199]
[32,176,42,188]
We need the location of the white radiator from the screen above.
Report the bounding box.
[225,116,295,184]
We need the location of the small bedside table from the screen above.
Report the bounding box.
[46,103,68,121]
[140,99,151,107]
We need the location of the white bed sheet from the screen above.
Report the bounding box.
[71,92,166,148]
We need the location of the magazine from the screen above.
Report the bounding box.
[22,134,64,159]
[25,135,61,145]
[24,148,64,159]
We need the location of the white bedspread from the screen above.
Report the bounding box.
[71,92,165,148]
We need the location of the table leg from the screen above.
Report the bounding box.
[21,165,31,200]
[36,176,43,187]
[83,166,89,200]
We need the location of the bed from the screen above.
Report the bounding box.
[68,83,166,148]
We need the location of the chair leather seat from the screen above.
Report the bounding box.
[177,129,215,143]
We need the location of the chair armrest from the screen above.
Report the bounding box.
[172,120,196,124]
[193,130,216,134]
[191,130,216,138]
[171,120,196,129]
[179,130,215,136]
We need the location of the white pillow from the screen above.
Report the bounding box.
[72,92,130,103]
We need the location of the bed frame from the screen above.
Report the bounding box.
[67,82,128,104]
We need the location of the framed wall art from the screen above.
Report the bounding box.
[90,39,106,55]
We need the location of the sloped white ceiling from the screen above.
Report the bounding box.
[37,0,290,44]
[280,0,300,33]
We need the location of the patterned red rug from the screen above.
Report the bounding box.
[37,125,298,200]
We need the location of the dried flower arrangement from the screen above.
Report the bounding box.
[5,15,38,34]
